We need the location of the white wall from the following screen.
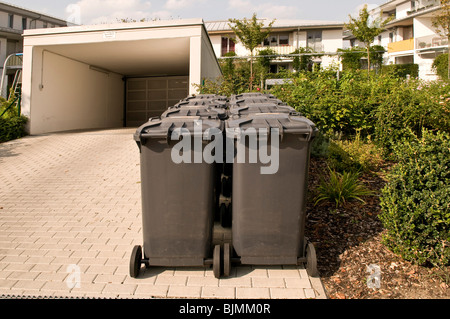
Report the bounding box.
[209,35,222,57]
[323,29,343,53]
[201,30,222,81]
[24,48,124,135]
[396,1,412,20]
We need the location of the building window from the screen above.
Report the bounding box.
[262,34,290,47]
[279,34,289,46]
[8,14,14,28]
[403,26,413,40]
[22,17,27,30]
[43,22,48,28]
[389,32,394,43]
[411,0,416,10]
[221,37,235,56]
[307,30,322,51]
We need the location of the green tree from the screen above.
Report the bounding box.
[432,0,450,79]
[228,14,275,90]
[345,5,393,76]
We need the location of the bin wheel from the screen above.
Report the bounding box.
[130,245,142,278]
[213,245,221,279]
[306,242,319,278]
[223,243,232,277]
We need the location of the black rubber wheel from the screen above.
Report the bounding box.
[223,243,231,277]
[129,245,142,278]
[213,245,221,279]
[306,242,319,277]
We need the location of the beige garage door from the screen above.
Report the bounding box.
[126,76,189,127]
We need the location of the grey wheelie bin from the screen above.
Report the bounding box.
[225,112,319,277]
[130,116,225,278]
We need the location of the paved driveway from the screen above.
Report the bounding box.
[0,128,326,299]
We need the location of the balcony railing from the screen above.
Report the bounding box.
[255,45,297,55]
[416,34,449,50]
[388,39,415,53]
[407,0,440,15]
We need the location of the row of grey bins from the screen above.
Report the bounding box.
[130,93,319,279]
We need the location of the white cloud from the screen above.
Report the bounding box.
[164,0,207,10]
[67,0,157,25]
[227,0,299,19]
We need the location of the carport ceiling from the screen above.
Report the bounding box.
[43,37,191,76]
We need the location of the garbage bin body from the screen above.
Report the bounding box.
[226,113,317,265]
[134,116,224,267]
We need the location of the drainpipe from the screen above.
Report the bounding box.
[29,14,42,29]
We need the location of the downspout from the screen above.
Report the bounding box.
[29,14,42,29]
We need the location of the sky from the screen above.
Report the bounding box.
[5,0,388,25]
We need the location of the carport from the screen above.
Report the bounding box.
[21,19,221,135]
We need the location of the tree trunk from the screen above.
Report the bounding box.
[448,36,450,80]
[250,52,254,91]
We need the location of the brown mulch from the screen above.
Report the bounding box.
[305,157,450,299]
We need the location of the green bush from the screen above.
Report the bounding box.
[0,115,28,143]
[0,94,28,143]
[379,130,450,267]
[432,53,449,81]
[374,79,450,156]
[328,133,384,173]
[381,64,419,78]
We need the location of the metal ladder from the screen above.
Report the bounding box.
[9,69,22,100]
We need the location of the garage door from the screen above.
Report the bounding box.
[126,76,189,127]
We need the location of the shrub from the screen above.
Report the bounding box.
[314,169,374,208]
[374,79,450,156]
[0,94,28,143]
[328,133,384,173]
[379,130,450,267]
[0,116,28,143]
[432,53,449,81]
[381,64,419,78]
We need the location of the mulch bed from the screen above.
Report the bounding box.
[304,157,450,299]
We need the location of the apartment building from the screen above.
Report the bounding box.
[205,19,344,73]
[370,0,445,80]
[0,1,68,96]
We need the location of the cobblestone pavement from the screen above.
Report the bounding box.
[0,128,327,299]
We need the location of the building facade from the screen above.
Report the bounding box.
[370,0,445,80]
[0,2,68,97]
[205,19,344,73]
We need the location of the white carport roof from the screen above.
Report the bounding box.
[22,19,216,77]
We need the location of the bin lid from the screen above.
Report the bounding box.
[230,93,277,100]
[229,103,297,116]
[226,113,317,139]
[134,116,224,142]
[172,99,228,109]
[162,106,227,120]
[230,97,285,106]
[185,94,228,101]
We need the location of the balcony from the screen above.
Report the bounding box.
[407,0,440,15]
[388,38,414,53]
[416,34,449,51]
[255,45,297,55]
